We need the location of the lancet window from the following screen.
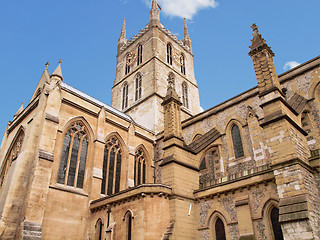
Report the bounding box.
[124,211,133,240]
[122,83,128,110]
[215,218,226,240]
[270,207,284,240]
[95,218,103,240]
[231,124,244,158]
[101,136,122,195]
[125,54,131,74]
[167,43,172,65]
[135,74,142,101]
[137,44,143,66]
[57,122,88,189]
[180,54,186,75]
[182,82,189,108]
[134,148,146,186]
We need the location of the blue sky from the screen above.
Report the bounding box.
[0,0,319,142]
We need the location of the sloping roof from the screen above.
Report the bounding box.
[60,82,132,121]
[187,128,221,154]
[288,93,308,114]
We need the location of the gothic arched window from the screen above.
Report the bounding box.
[182,82,189,108]
[231,124,244,158]
[0,129,24,216]
[135,74,142,101]
[199,148,221,188]
[134,148,146,186]
[180,54,186,75]
[124,211,133,240]
[95,218,103,240]
[270,207,284,240]
[122,83,128,110]
[137,44,143,66]
[167,43,172,65]
[101,136,122,195]
[57,122,88,189]
[215,218,226,240]
[125,54,131,75]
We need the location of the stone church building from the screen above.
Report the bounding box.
[0,1,319,239]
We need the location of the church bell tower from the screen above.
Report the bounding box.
[111,0,201,133]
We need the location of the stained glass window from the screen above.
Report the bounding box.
[231,124,244,158]
[102,137,122,195]
[57,122,88,189]
[134,148,146,186]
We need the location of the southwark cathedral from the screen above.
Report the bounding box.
[0,1,319,239]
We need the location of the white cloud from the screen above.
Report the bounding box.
[283,61,300,70]
[143,0,219,19]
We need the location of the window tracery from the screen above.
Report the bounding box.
[101,136,122,195]
[134,148,146,186]
[57,122,88,189]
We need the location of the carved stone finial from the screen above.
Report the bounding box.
[45,61,50,68]
[251,23,258,33]
[58,59,62,64]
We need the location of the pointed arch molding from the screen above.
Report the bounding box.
[1,126,25,167]
[104,132,128,157]
[122,209,134,221]
[134,144,150,162]
[62,116,95,142]
[309,80,319,100]
[205,208,232,228]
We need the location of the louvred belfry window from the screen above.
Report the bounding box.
[180,54,186,75]
[57,122,88,189]
[182,82,189,108]
[122,83,128,110]
[231,124,244,158]
[134,148,146,186]
[167,43,172,65]
[101,137,122,195]
[135,74,142,101]
[137,44,143,66]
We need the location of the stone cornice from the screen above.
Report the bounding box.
[90,184,172,212]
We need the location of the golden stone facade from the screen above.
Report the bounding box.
[0,1,319,239]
